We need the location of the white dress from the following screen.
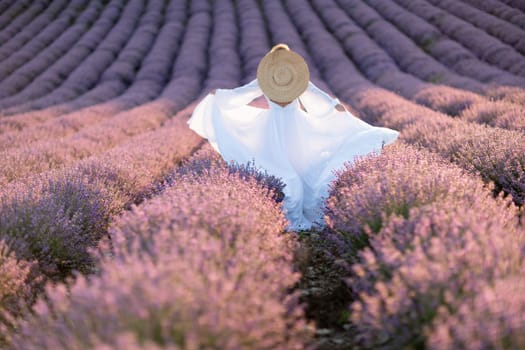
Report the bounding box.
[187,79,399,231]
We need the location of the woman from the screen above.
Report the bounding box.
[188,44,399,231]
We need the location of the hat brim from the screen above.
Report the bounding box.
[257,48,310,103]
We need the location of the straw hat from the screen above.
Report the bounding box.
[257,44,310,103]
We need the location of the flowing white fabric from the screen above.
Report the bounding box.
[188,79,399,230]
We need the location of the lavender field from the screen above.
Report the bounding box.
[0,0,524,348]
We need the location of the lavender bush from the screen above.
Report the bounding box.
[350,196,523,349]
[10,159,312,349]
[168,145,285,203]
[0,164,123,279]
[460,100,525,131]
[0,239,39,345]
[429,276,525,349]
[325,143,488,257]
[0,112,202,280]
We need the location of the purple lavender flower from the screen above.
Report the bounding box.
[10,159,312,349]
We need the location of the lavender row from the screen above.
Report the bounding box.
[203,0,241,90]
[461,0,525,31]
[12,0,182,124]
[314,0,525,127]
[236,0,271,82]
[0,0,67,62]
[0,105,190,329]
[394,0,525,77]
[0,0,15,17]
[9,150,311,349]
[499,0,525,12]
[0,0,129,109]
[0,0,52,57]
[0,0,186,137]
[0,0,92,86]
[335,0,491,92]
[0,0,31,32]
[97,0,165,87]
[283,0,525,206]
[0,0,232,285]
[1,0,148,116]
[155,0,211,103]
[362,0,525,89]
[324,144,488,255]
[3,2,217,344]
[360,88,525,205]
[339,149,524,349]
[427,0,525,55]
[314,0,490,117]
[0,0,211,185]
[324,144,523,348]
[459,100,525,131]
[0,111,201,332]
[0,2,165,150]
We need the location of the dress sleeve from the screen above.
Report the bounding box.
[213,78,264,109]
[187,78,265,152]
